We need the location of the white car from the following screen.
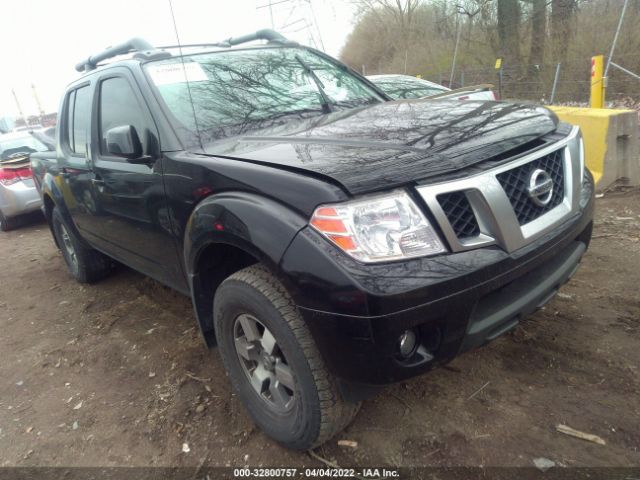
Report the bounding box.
[368,74,496,101]
[0,131,51,231]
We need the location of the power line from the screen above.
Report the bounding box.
[256,0,290,9]
[305,0,325,52]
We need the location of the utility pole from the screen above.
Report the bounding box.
[268,0,275,29]
[11,89,25,123]
[449,12,462,87]
[31,84,45,117]
[257,0,291,29]
[305,0,325,52]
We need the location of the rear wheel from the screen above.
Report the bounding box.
[51,207,112,283]
[213,264,360,450]
[0,211,16,232]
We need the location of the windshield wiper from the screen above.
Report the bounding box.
[294,54,334,114]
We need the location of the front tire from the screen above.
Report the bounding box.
[51,206,112,283]
[213,265,360,450]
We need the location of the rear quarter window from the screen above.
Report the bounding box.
[72,86,91,155]
[65,90,76,151]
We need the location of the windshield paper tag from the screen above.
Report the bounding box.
[147,62,208,86]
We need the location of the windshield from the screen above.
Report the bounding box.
[0,134,48,160]
[372,77,449,100]
[145,47,384,146]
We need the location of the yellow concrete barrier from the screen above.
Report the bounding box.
[548,106,639,189]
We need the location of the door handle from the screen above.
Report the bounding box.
[91,179,105,186]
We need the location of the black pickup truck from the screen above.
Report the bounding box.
[31,30,594,450]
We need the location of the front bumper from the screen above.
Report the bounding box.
[280,178,594,385]
[0,180,42,218]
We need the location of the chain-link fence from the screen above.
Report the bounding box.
[365,53,640,105]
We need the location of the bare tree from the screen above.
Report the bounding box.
[527,0,547,67]
[352,0,422,50]
[456,0,493,52]
[497,0,522,67]
[551,0,577,64]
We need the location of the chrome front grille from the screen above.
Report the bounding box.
[496,149,565,225]
[417,126,582,254]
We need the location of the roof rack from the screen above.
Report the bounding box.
[158,28,293,50]
[75,37,170,72]
[219,28,290,47]
[75,29,292,73]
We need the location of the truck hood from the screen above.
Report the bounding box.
[201,99,558,194]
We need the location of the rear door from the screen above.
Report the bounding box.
[58,82,98,235]
[86,68,183,288]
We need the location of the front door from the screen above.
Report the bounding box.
[87,71,184,290]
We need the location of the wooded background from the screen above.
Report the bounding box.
[340,0,640,103]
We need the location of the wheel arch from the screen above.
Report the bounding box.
[42,193,59,248]
[184,192,308,347]
[40,172,77,247]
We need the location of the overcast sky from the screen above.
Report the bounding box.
[0,0,356,118]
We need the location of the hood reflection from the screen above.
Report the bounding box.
[201,99,558,194]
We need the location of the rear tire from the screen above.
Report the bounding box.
[51,207,112,283]
[213,264,360,450]
[0,211,16,232]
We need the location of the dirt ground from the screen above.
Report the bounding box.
[0,191,638,470]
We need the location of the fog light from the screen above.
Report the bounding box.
[397,330,417,358]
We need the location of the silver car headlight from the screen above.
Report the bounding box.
[310,190,446,263]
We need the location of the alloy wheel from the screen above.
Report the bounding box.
[233,313,296,412]
[60,224,78,269]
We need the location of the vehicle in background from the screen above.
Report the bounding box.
[0,131,50,231]
[30,127,56,150]
[368,74,496,101]
[13,124,43,132]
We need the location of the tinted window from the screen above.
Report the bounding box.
[145,48,383,145]
[99,77,147,155]
[73,86,91,155]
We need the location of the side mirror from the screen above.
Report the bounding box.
[105,125,143,160]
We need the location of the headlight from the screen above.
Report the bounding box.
[310,190,446,263]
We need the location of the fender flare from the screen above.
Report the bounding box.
[184,191,308,346]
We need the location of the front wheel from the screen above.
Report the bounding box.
[213,265,360,450]
[51,207,112,283]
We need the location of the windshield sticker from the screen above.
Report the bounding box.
[147,62,208,86]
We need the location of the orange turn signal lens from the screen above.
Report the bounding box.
[310,217,347,233]
[310,205,360,255]
[315,207,338,217]
[328,235,357,251]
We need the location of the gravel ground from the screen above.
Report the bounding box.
[0,191,638,469]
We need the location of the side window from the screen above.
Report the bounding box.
[73,86,91,155]
[65,90,76,151]
[99,77,148,156]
